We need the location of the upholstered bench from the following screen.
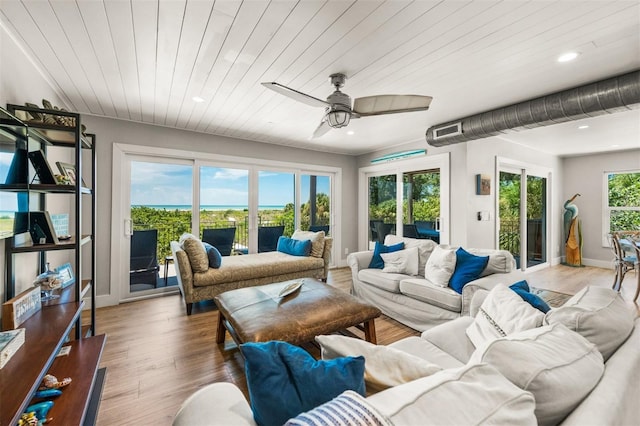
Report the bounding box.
[214,279,382,346]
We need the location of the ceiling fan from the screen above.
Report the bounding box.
[261,73,432,138]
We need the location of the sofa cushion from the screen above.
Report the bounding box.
[366,363,537,426]
[464,248,515,276]
[182,237,209,273]
[388,336,464,369]
[469,323,604,426]
[286,390,390,426]
[385,235,437,277]
[424,246,457,287]
[192,251,323,286]
[202,242,222,268]
[421,316,476,364]
[368,241,405,269]
[544,286,636,361]
[292,230,325,258]
[277,236,311,257]
[357,269,405,293]
[449,248,489,294]
[241,341,365,426]
[466,284,544,348]
[316,334,442,391]
[381,246,419,275]
[399,279,461,312]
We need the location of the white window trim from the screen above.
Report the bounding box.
[358,152,450,251]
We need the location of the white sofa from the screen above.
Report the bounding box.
[173,286,640,426]
[347,234,523,331]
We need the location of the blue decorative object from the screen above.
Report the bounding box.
[368,241,405,269]
[509,280,551,313]
[34,389,63,399]
[449,248,489,293]
[276,236,312,257]
[25,401,54,421]
[202,242,222,268]
[241,341,365,426]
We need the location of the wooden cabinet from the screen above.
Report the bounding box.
[0,105,105,425]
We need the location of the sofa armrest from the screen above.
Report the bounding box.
[347,250,374,272]
[321,237,333,279]
[460,271,525,316]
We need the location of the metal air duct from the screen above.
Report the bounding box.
[426,70,640,146]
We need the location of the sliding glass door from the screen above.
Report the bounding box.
[300,174,331,235]
[360,154,449,250]
[129,159,192,294]
[368,174,397,247]
[498,162,549,270]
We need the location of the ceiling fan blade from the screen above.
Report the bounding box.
[261,82,328,108]
[353,95,432,116]
[311,117,332,139]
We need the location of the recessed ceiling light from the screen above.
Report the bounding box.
[578,125,589,129]
[611,144,620,148]
[192,96,205,103]
[347,130,354,135]
[557,52,579,63]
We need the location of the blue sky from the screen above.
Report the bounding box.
[131,162,329,206]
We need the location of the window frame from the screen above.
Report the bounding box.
[602,169,640,246]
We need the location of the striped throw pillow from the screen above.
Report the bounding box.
[286,391,391,426]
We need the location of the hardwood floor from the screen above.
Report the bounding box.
[93,264,637,425]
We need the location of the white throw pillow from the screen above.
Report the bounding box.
[544,286,636,361]
[291,230,325,258]
[366,363,537,426]
[385,234,437,277]
[469,323,604,426]
[380,246,419,275]
[465,284,544,348]
[424,246,457,287]
[316,334,442,390]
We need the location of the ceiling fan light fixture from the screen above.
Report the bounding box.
[326,108,350,128]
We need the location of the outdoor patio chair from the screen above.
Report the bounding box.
[609,233,640,301]
[309,225,329,234]
[202,227,236,256]
[403,224,420,238]
[130,229,159,288]
[258,225,285,253]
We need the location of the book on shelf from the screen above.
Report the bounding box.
[27,150,57,184]
[0,328,25,369]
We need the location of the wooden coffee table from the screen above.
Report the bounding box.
[214,279,381,346]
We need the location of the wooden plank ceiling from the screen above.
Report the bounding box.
[1,0,639,155]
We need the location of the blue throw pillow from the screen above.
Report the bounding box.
[368,241,405,269]
[202,242,222,268]
[277,236,312,256]
[449,247,489,294]
[241,341,365,426]
[509,280,551,313]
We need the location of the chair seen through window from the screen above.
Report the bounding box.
[202,227,237,256]
[130,229,160,288]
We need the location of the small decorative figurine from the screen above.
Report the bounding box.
[39,373,72,390]
[33,264,62,301]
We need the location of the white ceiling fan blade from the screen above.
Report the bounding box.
[261,82,328,108]
[311,117,332,139]
[353,95,432,116]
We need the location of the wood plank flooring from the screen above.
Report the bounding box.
[93,264,638,425]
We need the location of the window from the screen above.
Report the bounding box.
[604,171,640,239]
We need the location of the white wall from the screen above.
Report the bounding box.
[563,148,640,266]
[1,28,69,305]
[81,115,358,300]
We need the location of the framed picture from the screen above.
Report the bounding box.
[55,262,75,289]
[476,174,491,195]
[56,162,77,185]
[27,150,57,184]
